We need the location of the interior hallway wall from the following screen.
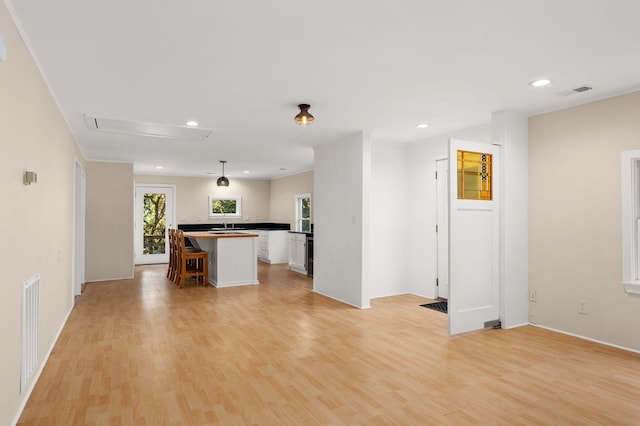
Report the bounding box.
[529,90,640,351]
[368,141,410,298]
[314,132,368,308]
[0,2,82,424]
[86,162,134,281]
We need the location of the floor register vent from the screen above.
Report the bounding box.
[21,274,40,394]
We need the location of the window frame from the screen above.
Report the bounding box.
[295,193,311,232]
[621,149,640,294]
[208,196,242,218]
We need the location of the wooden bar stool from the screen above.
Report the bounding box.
[166,229,177,282]
[175,230,208,288]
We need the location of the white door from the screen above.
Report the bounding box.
[436,159,449,299]
[448,139,500,335]
[134,185,175,265]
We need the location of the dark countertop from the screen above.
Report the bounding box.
[178,222,290,232]
[289,231,313,236]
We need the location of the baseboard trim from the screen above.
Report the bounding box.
[84,274,134,283]
[502,322,529,330]
[311,289,370,309]
[531,323,640,355]
[12,303,75,426]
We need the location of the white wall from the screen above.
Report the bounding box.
[86,162,134,281]
[134,174,271,225]
[314,132,368,308]
[493,111,529,329]
[0,3,82,423]
[269,171,314,228]
[529,91,640,351]
[368,142,410,298]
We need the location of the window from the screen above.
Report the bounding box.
[621,150,640,294]
[457,150,493,200]
[208,196,242,218]
[295,193,311,232]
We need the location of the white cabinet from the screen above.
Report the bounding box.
[256,230,289,264]
[288,232,307,274]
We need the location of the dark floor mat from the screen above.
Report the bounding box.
[420,301,448,313]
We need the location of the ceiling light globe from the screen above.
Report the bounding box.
[294,104,314,126]
[216,160,229,186]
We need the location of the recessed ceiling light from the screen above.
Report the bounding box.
[243,170,250,174]
[155,166,163,169]
[416,123,430,129]
[530,79,551,87]
[185,120,199,127]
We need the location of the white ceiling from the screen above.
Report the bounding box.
[7,0,640,179]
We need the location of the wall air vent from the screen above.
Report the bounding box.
[21,274,40,394]
[84,115,213,140]
[554,85,594,96]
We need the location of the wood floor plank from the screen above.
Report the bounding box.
[17,263,640,425]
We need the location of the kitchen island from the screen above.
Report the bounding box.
[184,231,259,288]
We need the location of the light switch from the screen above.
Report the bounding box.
[0,35,5,61]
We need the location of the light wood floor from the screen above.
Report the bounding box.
[19,264,640,425]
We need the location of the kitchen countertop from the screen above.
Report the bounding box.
[183,231,258,239]
[288,231,313,236]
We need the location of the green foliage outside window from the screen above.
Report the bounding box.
[143,193,166,254]
[211,199,237,214]
[208,196,242,217]
[301,197,311,232]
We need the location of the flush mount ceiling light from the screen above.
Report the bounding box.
[416,123,430,129]
[294,104,314,126]
[217,160,229,187]
[530,79,552,87]
[185,120,199,127]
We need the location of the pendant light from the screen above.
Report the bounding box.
[217,160,229,187]
[294,104,314,126]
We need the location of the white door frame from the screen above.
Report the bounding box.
[435,158,449,300]
[72,158,86,302]
[134,184,176,265]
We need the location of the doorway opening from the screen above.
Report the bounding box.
[134,184,176,265]
[435,158,449,301]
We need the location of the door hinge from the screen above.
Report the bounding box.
[435,171,438,179]
[435,224,438,233]
[436,278,439,287]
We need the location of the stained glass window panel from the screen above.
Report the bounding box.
[457,150,493,200]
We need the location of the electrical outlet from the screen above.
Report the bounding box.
[578,299,588,314]
[529,290,537,302]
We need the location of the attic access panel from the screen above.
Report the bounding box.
[84,115,213,140]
